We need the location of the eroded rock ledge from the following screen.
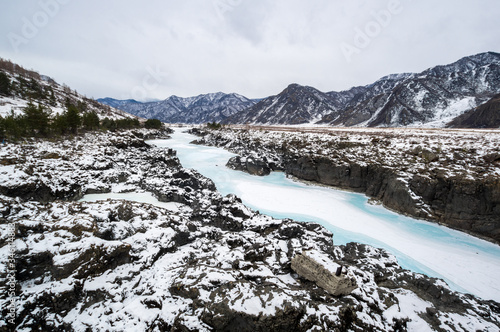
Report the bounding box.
[191,127,500,244]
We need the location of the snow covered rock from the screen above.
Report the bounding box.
[291,250,357,296]
[1,129,500,331]
[226,155,272,176]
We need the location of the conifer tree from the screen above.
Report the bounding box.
[22,102,50,136]
[65,104,81,134]
[144,118,162,129]
[0,71,10,96]
[82,111,100,130]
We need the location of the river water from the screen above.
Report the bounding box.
[83,129,500,302]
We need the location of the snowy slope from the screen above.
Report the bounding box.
[448,93,500,128]
[0,67,133,120]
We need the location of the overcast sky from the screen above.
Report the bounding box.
[1,0,499,100]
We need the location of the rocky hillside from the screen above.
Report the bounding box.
[0,58,132,121]
[448,93,500,128]
[98,92,256,124]
[1,129,499,331]
[191,126,500,244]
[224,52,500,127]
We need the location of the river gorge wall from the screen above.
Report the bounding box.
[191,127,500,244]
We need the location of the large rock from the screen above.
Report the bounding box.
[291,250,357,296]
[226,155,271,176]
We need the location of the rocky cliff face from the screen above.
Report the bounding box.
[1,129,499,330]
[192,127,500,244]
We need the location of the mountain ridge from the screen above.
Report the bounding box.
[98,92,256,124]
[226,51,500,127]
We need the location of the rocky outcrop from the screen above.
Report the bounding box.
[2,194,500,331]
[0,129,186,205]
[226,155,272,176]
[288,157,413,214]
[284,154,500,242]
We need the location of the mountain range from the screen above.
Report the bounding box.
[99,52,500,128]
[99,92,256,124]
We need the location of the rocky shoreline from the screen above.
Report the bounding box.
[190,127,500,245]
[1,129,500,331]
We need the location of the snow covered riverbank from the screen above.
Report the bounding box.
[1,129,499,331]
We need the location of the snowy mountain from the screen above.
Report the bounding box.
[223,83,338,125]
[98,92,256,124]
[0,59,133,120]
[321,51,500,127]
[223,52,500,127]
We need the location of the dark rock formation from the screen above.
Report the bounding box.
[226,155,271,176]
[284,153,500,243]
